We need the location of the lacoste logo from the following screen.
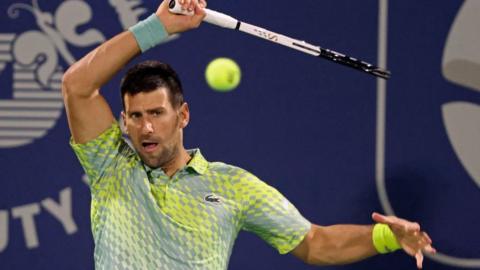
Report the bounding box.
[204,194,221,204]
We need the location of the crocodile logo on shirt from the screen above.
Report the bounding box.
[204,194,221,204]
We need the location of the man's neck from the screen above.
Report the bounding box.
[162,148,191,178]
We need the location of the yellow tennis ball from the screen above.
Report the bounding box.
[205,58,241,92]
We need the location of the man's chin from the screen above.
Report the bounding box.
[137,145,177,169]
[141,155,161,168]
[140,152,171,169]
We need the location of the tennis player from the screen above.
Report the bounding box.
[62,0,436,269]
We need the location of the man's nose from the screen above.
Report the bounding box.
[142,120,154,133]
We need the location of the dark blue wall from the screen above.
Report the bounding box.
[0,0,478,269]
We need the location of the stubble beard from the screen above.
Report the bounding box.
[135,113,184,169]
[141,141,179,169]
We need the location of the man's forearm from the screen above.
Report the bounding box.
[293,224,377,265]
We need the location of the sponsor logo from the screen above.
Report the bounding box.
[253,28,278,42]
[204,194,221,204]
[441,0,480,189]
[376,1,480,267]
[0,0,148,148]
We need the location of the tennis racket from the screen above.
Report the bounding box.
[169,0,391,79]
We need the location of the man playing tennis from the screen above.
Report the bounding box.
[62,0,436,269]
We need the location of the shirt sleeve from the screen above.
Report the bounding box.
[70,122,125,187]
[239,171,311,254]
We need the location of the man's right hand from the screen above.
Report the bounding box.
[156,0,207,35]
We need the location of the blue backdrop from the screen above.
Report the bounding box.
[0,0,479,269]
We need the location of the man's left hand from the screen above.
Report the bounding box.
[372,212,437,269]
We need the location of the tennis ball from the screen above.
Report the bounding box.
[205,58,241,92]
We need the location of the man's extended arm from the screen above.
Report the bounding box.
[291,212,436,268]
[291,223,376,265]
[62,0,205,144]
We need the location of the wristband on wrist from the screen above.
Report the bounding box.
[372,223,401,254]
[129,13,169,53]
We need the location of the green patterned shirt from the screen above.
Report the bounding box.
[71,123,310,270]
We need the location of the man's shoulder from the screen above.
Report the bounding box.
[207,161,261,183]
[208,161,245,174]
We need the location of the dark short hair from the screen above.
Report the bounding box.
[120,61,184,109]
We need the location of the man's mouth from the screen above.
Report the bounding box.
[141,141,159,152]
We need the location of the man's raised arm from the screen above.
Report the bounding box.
[62,0,206,144]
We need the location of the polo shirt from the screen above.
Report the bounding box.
[71,122,311,269]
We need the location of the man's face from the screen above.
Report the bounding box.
[122,88,189,168]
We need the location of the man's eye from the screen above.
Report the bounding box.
[130,113,141,119]
[152,111,162,116]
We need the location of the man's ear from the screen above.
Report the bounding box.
[121,111,128,134]
[179,102,190,128]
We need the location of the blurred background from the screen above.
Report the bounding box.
[0,0,479,269]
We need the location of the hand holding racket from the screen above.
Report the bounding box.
[168,0,391,79]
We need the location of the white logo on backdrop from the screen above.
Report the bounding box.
[0,0,148,148]
[434,2,480,266]
[441,0,480,189]
[376,0,480,268]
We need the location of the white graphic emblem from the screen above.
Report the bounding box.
[441,0,480,189]
[0,0,149,148]
[376,0,480,268]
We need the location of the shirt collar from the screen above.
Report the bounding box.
[142,148,208,176]
[186,148,208,175]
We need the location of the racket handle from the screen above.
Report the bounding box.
[204,10,238,29]
[168,0,238,29]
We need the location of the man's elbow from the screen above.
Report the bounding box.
[298,226,344,266]
[61,66,78,97]
[305,253,342,266]
[61,65,95,99]
[302,249,339,266]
